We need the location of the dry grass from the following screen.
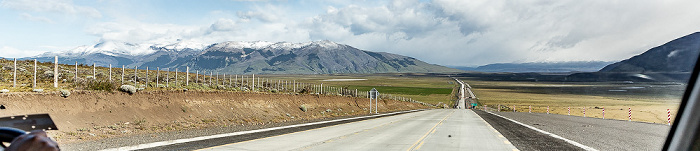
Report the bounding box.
[467,79,682,124]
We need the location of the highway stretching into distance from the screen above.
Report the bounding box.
[97,78,669,151]
[196,109,518,151]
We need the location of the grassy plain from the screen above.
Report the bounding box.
[262,74,458,106]
[464,78,684,124]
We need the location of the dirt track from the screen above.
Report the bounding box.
[0,90,427,144]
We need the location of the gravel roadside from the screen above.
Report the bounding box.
[61,110,420,151]
[492,111,670,151]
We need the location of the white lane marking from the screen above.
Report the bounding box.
[99,109,425,151]
[485,111,599,151]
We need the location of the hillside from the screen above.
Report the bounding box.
[453,61,614,73]
[27,41,460,74]
[600,32,700,73]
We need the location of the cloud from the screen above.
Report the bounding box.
[32,0,700,66]
[290,0,700,66]
[0,46,46,58]
[19,13,53,23]
[1,0,102,18]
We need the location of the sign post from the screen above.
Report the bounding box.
[370,88,379,114]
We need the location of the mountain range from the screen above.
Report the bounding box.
[599,32,700,73]
[26,40,461,74]
[452,61,615,73]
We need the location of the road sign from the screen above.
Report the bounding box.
[370,88,379,99]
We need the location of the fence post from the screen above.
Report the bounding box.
[33,59,36,88]
[54,56,58,88]
[252,74,255,91]
[223,74,226,86]
[121,65,124,84]
[93,63,96,79]
[134,66,138,85]
[166,68,169,87]
[109,64,112,82]
[75,62,78,84]
[145,67,149,88]
[156,67,160,87]
[186,67,189,86]
[13,58,16,87]
[175,68,178,87]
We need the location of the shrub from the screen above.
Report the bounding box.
[60,90,70,98]
[119,85,137,94]
[88,81,115,91]
[300,104,307,112]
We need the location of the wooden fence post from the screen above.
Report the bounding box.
[121,65,124,84]
[13,58,16,87]
[145,67,149,88]
[156,67,160,87]
[54,56,58,88]
[33,59,36,88]
[134,66,137,85]
[166,68,169,87]
[186,67,189,86]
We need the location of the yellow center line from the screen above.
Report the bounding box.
[406,110,454,151]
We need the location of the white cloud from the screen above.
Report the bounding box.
[20,0,699,66]
[19,13,53,23]
[1,0,102,18]
[0,46,46,58]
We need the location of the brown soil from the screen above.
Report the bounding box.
[0,90,427,143]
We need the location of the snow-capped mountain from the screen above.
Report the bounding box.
[26,40,460,74]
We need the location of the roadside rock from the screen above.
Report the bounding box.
[119,85,137,94]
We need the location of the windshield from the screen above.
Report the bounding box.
[0,0,698,151]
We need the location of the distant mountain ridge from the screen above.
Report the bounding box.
[599,32,700,73]
[452,61,614,73]
[25,40,460,74]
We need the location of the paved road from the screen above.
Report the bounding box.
[453,78,476,109]
[199,109,517,151]
[453,78,467,109]
[492,111,670,151]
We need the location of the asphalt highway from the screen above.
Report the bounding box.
[198,109,517,151]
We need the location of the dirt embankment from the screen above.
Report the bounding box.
[0,90,427,143]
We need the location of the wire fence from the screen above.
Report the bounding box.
[479,104,674,125]
[0,57,434,107]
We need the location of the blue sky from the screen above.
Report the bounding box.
[1,0,700,66]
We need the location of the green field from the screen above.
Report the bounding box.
[260,74,459,106]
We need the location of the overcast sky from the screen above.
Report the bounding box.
[1,0,700,66]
